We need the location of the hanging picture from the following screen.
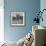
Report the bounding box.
[11,12,25,26]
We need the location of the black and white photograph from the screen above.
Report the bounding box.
[11,12,25,26]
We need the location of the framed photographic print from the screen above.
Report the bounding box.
[11,12,25,26]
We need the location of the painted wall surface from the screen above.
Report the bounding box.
[0,0,4,42]
[4,0,40,42]
[40,0,46,27]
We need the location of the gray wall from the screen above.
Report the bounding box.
[40,0,46,27]
[4,0,40,42]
